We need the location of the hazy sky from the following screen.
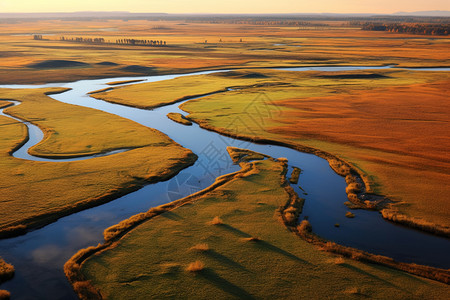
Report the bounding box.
[0,0,449,14]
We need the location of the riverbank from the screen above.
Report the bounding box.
[66,149,450,299]
[0,258,13,299]
[87,68,450,235]
[179,69,450,234]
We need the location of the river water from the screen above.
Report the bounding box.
[0,67,449,299]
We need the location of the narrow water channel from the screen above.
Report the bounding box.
[0,67,449,299]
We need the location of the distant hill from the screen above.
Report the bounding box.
[0,11,449,20]
[0,11,168,19]
[394,10,450,17]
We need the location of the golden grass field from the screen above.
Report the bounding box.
[67,150,449,299]
[90,71,277,109]
[180,70,450,230]
[0,18,449,297]
[0,88,196,236]
[0,20,448,84]
[91,68,450,230]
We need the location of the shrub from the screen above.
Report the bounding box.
[345,183,361,194]
[186,261,205,273]
[334,257,345,265]
[0,258,14,282]
[347,193,359,203]
[345,211,355,218]
[298,220,312,233]
[190,243,209,252]
[0,290,10,300]
[345,175,357,185]
[210,216,223,225]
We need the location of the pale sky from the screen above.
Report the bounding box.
[0,0,449,14]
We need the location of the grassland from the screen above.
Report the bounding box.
[179,69,450,232]
[0,20,449,84]
[0,88,196,236]
[90,71,277,109]
[67,150,449,299]
[92,68,450,231]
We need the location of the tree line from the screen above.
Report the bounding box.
[116,39,166,46]
[354,22,449,36]
[58,36,167,46]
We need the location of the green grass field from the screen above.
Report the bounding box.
[74,150,449,299]
[0,88,196,236]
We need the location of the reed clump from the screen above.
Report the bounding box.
[328,159,351,177]
[345,182,361,194]
[345,174,358,185]
[0,290,11,300]
[283,206,299,224]
[209,216,223,225]
[334,257,346,265]
[186,261,205,273]
[345,211,355,218]
[297,220,312,234]
[190,243,210,252]
[0,258,14,283]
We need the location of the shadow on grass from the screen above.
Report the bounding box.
[341,263,406,290]
[199,268,255,299]
[205,250,249,272]
[218,223,311,265]
[160,211,184,221]
[217,224,252,238]
[254,240,311,265]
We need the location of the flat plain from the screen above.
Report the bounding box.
[0,17,449,299]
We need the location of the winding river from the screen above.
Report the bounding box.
[0,67,449,299]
